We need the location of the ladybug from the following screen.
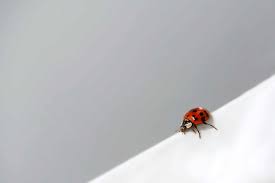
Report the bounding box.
[178,107,217,138]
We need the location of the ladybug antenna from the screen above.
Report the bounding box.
[178,126,186,134]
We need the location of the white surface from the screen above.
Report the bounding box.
[90,75,275,183]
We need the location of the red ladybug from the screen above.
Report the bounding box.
[178,107,217,138]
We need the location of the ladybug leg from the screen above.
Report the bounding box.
[203,122,218,130]
[191,128,197,134]
[193,125,201,138]
[182,128,186,134]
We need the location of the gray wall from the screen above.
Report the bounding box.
[1,0,275,182]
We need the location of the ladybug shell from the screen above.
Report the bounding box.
[183,107,210,125]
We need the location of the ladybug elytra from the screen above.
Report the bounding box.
[178,107,217,138]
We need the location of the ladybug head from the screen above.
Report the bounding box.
[179,119,193,132]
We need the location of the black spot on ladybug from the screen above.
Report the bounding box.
[199,112,204,116]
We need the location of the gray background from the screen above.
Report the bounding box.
[1,0,275,182]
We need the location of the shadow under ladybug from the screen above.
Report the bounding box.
[177,107,217,138]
